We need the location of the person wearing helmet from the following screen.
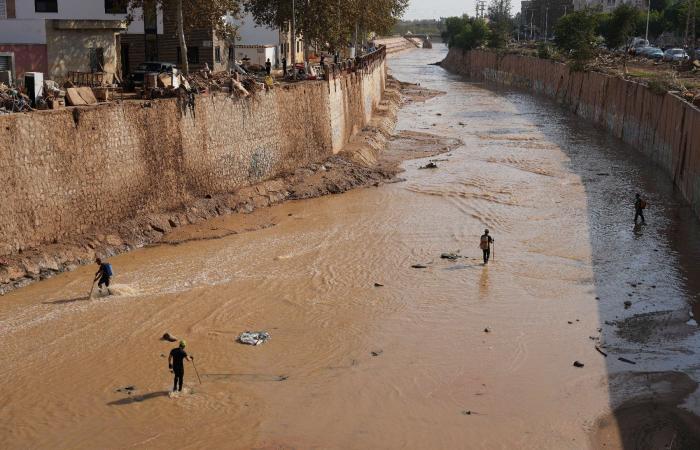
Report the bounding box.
[168,340,193,392]
[480,229,494,264]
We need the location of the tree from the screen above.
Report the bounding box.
[244,0,408,64]
[600,4,639,50]
[441,15,489,50]
[125,0,241,74]
[553,9,599,66]
[487,0,513,48]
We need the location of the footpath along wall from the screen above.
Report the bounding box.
[0,48,388,254]
[442,49,700,217]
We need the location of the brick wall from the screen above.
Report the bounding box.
[0,50,386,254]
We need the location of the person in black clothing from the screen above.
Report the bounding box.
[480,229,494,264]
[634,193,646,224]
[93,258,112,295]
[265,58,272,76]
[334,52,339,65]
[168,340,193,392]
[282,57,287,78]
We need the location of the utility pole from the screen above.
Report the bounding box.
[291,0,296,77]
[645,0,651,42]
[685,0,696,52]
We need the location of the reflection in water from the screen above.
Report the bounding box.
[0,45,699,449]
[479,266,489,299]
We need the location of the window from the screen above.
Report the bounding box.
[144,2,158,34]
[177,47,199,64]
[89,48,104,72]
[0,54,13,73]
[105,0,127,14]
[215,47,221,63]
[35,0,58,12]
[0,0,6,19]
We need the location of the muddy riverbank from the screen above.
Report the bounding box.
[0,78,451,296]
[2,45,700,449]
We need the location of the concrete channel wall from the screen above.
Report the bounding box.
[442,49,700,217]
[0,49,387,254]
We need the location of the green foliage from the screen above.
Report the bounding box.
[554,9,598,63]
[599,4,639,50]
[441,15,489,50]
[392,19,445,35]
[537,41,554,59]
[244,0,409,50]
[487,0,513,49]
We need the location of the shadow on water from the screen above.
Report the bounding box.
[496,85,700,448]
[107,390,170,406]
[43,295,91,305]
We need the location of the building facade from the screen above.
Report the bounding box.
[229,12,304,67]
[573,0,647,12]
[0,0,131,82]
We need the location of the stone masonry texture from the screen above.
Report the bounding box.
[0,54,387,255]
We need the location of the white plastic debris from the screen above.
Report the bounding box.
[238,331,271,346]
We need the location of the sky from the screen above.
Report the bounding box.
[403,0,521,20]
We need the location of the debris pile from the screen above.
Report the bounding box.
[0,83,32,114]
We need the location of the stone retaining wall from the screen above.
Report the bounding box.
[442,49,700,217]
[0,49,387,254]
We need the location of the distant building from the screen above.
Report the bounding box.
[573,0,647,12]
[120,3,236,77]
[0,1,253,84]
[0,0,128,82]
[228,12,304,67]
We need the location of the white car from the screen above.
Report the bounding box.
[663,48,689,62]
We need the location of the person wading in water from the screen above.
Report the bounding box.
[480,229,494,264]
[93,258,113,295]
[168,340,193,393]
[634,193,647,225]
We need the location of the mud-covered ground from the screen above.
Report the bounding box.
[2,45,700,449]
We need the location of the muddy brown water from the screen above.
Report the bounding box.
[2,45,700,449]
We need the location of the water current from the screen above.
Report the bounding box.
[1,45,700,449]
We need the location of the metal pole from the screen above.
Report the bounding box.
[291,0,296,77]
[645,0,650,42]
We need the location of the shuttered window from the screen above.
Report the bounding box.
[0,0,6,19]
[0,55,12,72]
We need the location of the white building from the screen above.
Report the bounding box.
[229,12,303,67]
[0,0,162,82]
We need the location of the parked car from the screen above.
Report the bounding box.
[628,37,649,55]
[663,48,689,62]
[636,46,655,57]
[643,47,664,60]
[128,62,177,87]
[644,47,664,61]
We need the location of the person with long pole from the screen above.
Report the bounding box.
[168,340,194,393]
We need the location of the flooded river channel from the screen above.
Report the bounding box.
[2,45,700,449]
